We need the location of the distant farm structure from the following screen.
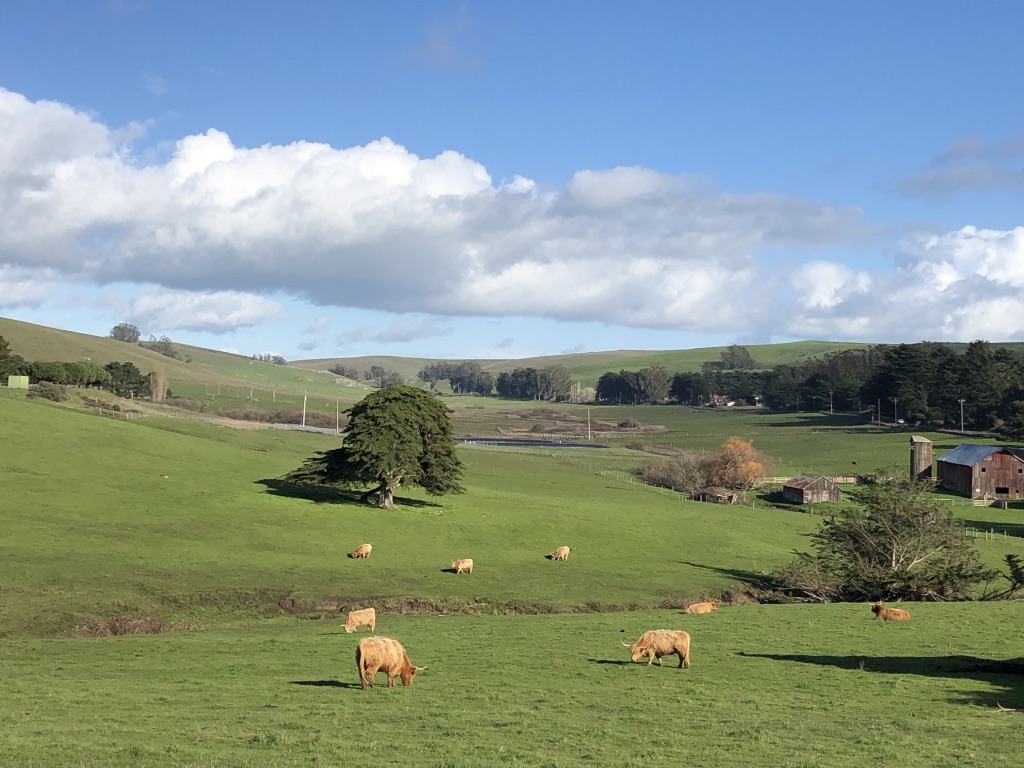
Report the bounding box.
[910,435,934,480]
[936,443,1024,501]
[782,474,842,504]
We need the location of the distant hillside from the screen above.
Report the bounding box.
[291,341,874,389]
[0,317,351,402]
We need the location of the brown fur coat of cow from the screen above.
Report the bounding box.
[623,629,691,668]
[343,607,376,633]
[870,603,910,621]
[356,636,425,688]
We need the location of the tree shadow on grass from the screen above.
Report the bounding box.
[962,518,1024,538]
[676,560,768,586]
[256,479,443,508]
[291,679,363,689]
[739,652,1024,708]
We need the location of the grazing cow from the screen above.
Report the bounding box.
[452,558,474,574]
[342,607,376,634]
[550,546,571,561]
[870,602,910,621]
[356,636,426,689]
[622,630,691,668]
[685,602,717,615]
[349,543,372,559]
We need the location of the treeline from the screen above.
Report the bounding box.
[416,361,584,402]
[1,334,156,398]
[633,341,1024,436]
[329,364,405,388]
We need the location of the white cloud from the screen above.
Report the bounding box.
[784,225,1024,342]
[8,86,1023,348]
[337,314,452,345]
[303,316,329,334]
[121,288,284,334]
[0,266,64,308]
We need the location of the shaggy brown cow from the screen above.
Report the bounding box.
[343,607,376,634]
[550,546,571,561]
[452,558,474,574]
[622,630,691,668]
[356,636,426,689]
[685,602,717,615]
[870,602,910,621]
[349,543,372,559]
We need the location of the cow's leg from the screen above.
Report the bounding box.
[657,656,664,666]
[387,673,396,687]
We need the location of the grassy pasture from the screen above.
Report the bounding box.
[1,393,831,637]
[3,604,1024,767]
[4,392,1024,639]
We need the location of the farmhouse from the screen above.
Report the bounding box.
[782,474,842,504]
[936,444,1024,500]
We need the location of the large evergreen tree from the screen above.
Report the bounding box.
[769,470,993,602]
[286,385,463,509]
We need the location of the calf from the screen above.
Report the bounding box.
[452,558,474,574]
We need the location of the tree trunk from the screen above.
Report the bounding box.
[374,483,395,509]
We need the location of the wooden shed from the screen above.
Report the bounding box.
[936,443,1024,500]
[782,474,842,504]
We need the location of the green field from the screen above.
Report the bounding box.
[4,605,1024,767]
[4,328,1024,766]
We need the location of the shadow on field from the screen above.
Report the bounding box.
[756,414,871,429]
[677,560,767,586]
[587,658,633,666]
[291,679,363,689]
[256,479,442,508]
[739,652,1024,708]
[962,518,1024,538]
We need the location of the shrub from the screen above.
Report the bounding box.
[27,381,66,402]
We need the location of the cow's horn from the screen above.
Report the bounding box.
[620,640,631,647]
[415,665,428,671]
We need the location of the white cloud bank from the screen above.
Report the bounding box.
[1,86,1023,343]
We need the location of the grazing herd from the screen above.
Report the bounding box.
[342,542,912,689]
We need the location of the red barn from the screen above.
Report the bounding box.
[936,444,1024,500]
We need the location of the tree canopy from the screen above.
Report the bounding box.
[769,470,993,602]
[285,384,463,509]
[109,323,141,343]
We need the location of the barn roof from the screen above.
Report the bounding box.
[784,473,834,490]
[938,444,1024,467]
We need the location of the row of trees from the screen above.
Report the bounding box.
[1,335,159,399]
[598,341,1024,435]
[328,364,405,388]
[418,361,495,396]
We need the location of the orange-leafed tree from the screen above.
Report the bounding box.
[706,436,773,494]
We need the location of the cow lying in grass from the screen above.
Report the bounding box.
[356,636,426,689]
[685,602,716,615]
[870,602,910,621]
[623,630,691,668]
[342,607,376,633]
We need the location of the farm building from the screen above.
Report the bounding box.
[910,435,933,479]
[782,474,842,504]
[936,444,1024,500]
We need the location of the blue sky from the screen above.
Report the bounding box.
[1,1,1023,362]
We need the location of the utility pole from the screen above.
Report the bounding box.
[302,390,307,427]
[587,407,592,440]
[829,390,833,415]
[959,398,966,434]
[336,399,340,435]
